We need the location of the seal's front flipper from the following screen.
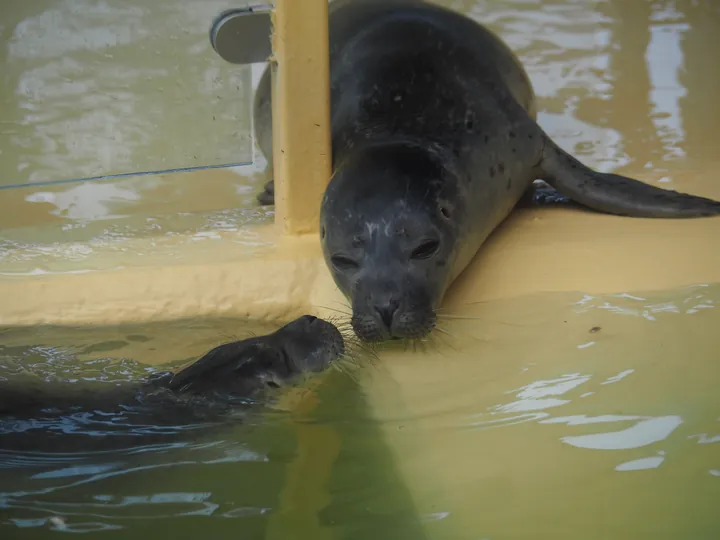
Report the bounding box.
[257,179,275,205]
[537,138,720,218]
[515,180,583,210]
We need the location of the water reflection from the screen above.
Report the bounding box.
[0,199,274,275]
[0,348,287,534]
[549,416,683,451]
[449,283,718,482]
[615,454,665,471]
[601,369,634,385]
[690,433,720,445]
[1,284,717,536]
[363,283,720,538]
[596,1,670,172]
[0,425,279,531]
[573,284,716,318]
[0,316,381,537]
[677,1,720,165]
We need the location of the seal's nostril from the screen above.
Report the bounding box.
[374,302,399,329]
[305,315,318,323]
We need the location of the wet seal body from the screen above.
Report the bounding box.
[0,316,343,450]
[253,0,720,342]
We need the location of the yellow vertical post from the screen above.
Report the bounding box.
[271,0,332,235]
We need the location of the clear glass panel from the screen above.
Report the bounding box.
[0,0,254,189]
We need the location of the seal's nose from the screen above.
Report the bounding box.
[374,301,399,330]
[304,315,318,324]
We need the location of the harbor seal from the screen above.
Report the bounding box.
[252,0,720,342]
[0,315,344,451]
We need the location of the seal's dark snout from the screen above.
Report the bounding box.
[374,300,399,330]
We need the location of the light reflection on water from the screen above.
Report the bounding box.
[0,318,288,533]
[458,285,717,475]
[363,284,719,538]
[0,388,289,534]
[0,289,718,538]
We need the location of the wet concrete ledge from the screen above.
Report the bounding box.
[2,205,719,328]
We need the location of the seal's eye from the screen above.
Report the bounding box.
[331,255,360,271]
[411,239,440,260]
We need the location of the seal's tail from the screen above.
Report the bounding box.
[537,137,720,218]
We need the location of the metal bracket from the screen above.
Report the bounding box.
[209,5,273,65]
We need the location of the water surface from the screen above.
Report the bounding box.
[1,285,718,538]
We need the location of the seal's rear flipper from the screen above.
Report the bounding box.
[537,138,720,218]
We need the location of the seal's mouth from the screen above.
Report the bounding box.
[351,308,437,343]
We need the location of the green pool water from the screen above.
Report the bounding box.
[1,284,719,539]
[0,317,423,539]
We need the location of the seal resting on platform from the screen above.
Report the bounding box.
[0,315,344,451]
[252,0,720,342]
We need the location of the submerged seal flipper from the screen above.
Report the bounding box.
[537,136,720,218]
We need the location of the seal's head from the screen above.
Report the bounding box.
[320,143,464,342]
[168,315,345,398]
[267,315,345,379]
